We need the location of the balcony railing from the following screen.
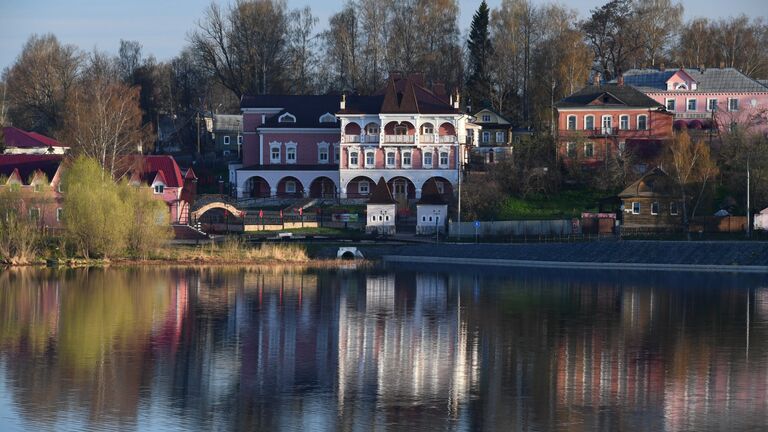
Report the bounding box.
[382,135,415,144]
[561,128,649,136]
[343,135,380,143]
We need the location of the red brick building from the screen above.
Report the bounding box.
[555,79,674,168]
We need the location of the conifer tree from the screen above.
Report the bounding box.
[466,1,493,109]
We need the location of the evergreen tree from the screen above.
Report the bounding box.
[466,1,493,109]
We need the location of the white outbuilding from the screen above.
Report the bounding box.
[416,179,449,235]
[366,177,397,236]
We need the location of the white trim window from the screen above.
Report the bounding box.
[317,142,329,163]
[567,115,577,130]
[270,142,281,163]
[402,150,412,167]
[707,98,718,112]
[728,98,739,112]
[619,115,629,130]
[56,208,63,222]
[632,202,640,214]
[670,201,679,215]
[439,151,449,167]
[365,150,375,168]
[278,112,296,123]
[637,115,648,130]
[349,150,359,167]
[358,180,370,195]
[285,180,297,194]
[365,124,380,135]
[319,112,336,123]
[584,115,595,131]
[386,151,396,168]
[422,124,434,135]
[423,151,433,168]
[238,135,243,145]
[666,98,676,111]
[154,184,165,194]
[651,201,659,215]
[566,142,577,158]
[482,114,491,122]
[584,142,594,158]
[675,83,688,90]
[495,131,504,143]
[223,135,231,145]
[601,115,612,134]
[29,208,40,221]
[285,142,298,164]
[333,143,340,163]
[482,131,490,144]
[687,98,697,111]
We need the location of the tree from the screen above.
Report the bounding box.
[117,40,143,82]
[120,184,172,259]
[0,186,40,265]
[582,0,640,80]
[2,34,82,134]
[466,1,493,107]
[323,5,360,92]
[285,7,319,94]
[667,131,718,233]
[633,0,683,67]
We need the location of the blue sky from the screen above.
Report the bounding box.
[1,0,766,72]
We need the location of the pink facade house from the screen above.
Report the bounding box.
[2,127,70,154]
[337,73,471,203]
[618,67,768,135]
[231,95,341,199]
[0,155,65,229]
[127,155,195,224]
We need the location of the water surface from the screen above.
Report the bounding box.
[0,266,767,431]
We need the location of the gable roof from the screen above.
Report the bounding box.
[417,179,448,205]
[618,167,677,198]
[340,75,459,115]
[2,127,69,150]
[212,114,242,132]
[122,155,184,188]
[367,177,397,205]
[556,84,664,109]
[619,68,768,93]
[0,155,63,184]
[472,107,513,126]
[241,94,341,129]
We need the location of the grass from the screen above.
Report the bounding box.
[497,189,609,220]
[152,238,310,263]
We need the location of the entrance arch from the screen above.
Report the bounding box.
[387,176,416,203]
[346,176,375,198]
[276,176,305,198]
[309,176,338,198]
[244,176,271,198]
[423,176,454,198]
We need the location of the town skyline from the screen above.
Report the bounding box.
[1,0,767,73]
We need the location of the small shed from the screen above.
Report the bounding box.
[618,167,682,231]
[416,179,448,235]
[754,208,768,231]
[366,177,396,235]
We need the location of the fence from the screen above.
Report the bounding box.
[449,219,578,238]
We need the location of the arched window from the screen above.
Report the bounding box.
[619,115,629,130]
[567,115,577,130]
[584,115,594,131]
[675,83,688,90]
[394,125,407,135]
[319,112,336,123]
[278,112,296,123]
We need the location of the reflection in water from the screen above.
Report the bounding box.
[0,267,767,431]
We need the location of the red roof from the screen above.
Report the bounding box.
[0,155,63,183]
[121,155,184,188]
[2,127,67,149]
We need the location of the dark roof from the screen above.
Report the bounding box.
[556,84,664,109]
[213,114,242,132]
[368,177,397,204]
[241,95,341,129]
[618,167,677,198]
[237,164,338,172]
[0,155,63,183]
[339,76,459,115]
[417,179,448,205]
[2,127,68,149]
[619,68,768,93]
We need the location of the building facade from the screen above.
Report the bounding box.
[126,155,196,224]
[0,155,64,229]
[618,67,768,134]
[2,127,70,155]
[211,114,243,161]
[618,168,682,231]
[338,73,471,204]
[555,80,674,167]
[471,108,513,164]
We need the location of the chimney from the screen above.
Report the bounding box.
[699,64,705,72]
[719,61,725,69]
[617,68,624,86]
[594,72,602,87]
[659,62,665,71]
[453,90,460,109]
[340,93,346,110]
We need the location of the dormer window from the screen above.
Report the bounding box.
[675,83,688,90]
[278,113,296,123]
[154,184,164,194]
[482,114,491,122]
[319,112,336,123]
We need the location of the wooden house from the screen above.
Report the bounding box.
[618,168,682,231]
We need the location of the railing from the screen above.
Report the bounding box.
[561,128,649,136]
[420,135,458,143]
[344,135,360,143]
[382,135,415,144]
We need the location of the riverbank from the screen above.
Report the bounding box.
[347,240,768,273]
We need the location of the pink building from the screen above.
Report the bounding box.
[338,73,471,202]
[127,155,196,224]
[232,95,341,199]
[618,67,768,135]
[2,127,70,155]
[0,155,65,229]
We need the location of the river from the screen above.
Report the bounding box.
[0,265,767,431]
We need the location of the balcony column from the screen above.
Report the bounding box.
[270,187,278,197]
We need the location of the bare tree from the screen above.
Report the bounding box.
[633,0,683,67]
[285,7,319,94]
[323,5,360,92]
[667,131,718,233]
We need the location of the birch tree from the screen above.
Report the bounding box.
[668,131,718,232]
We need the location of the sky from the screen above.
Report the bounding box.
[1,0,766,72]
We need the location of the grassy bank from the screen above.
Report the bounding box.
[497,189,607,220]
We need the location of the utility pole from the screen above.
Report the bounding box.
[747,155,751,238]
[457,141,462,242]
[196,111,201,156]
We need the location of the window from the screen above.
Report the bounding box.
[318,146,329,163]
[422,125,434,134]
[651,201,659,215]
[33,183,41,192]
[286,147,296,163]
[223,150,231,157]
[585,115,595,131]
[566,142,577,158]
[637,115,647,130]
[482,132,490,143]
[728,98,739,111]
[394,125,407,135]
[567,115,577,130]
[366,124,379,135]
[224,135,230,145]
[278,113,296,123]
[496,132,504,143]
[619,115,629,130]
[618,141,626,154]
[365,151,375,167]
[423,151,433,167]
[29,208,40,221]
[270,143,281,163]
[670,201,678,215]
[285,180,296,194]
[334,144,340,163]
[56,208,63,222]
[238,135,243,145]
[632,202,640,214]
[436,182,444,194]
[666,99,676,111]
[707,98,718,112]
[482,114,491,122]
[349,151,359,167]
[386,151,396,167]
[359,181,370,195]
[601,115,612,134]
[584,142,594,158]
[439,152,449,167]
[687,98,697,111]
[319,112,336,123]
[402,151,412,167]
[675,83,688,90]
[154,184,164,194]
